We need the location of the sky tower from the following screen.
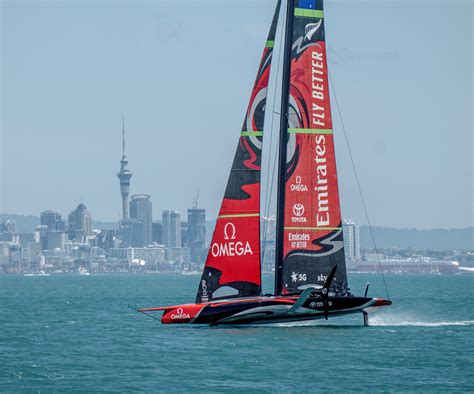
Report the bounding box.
[117,116,132,219]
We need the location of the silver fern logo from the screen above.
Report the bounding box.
[305,21,322,41]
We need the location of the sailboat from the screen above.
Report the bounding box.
[138,0,391,325]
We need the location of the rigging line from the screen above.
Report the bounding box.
[328,72,391,301]
[262,5,285,262]
[128,304,162,322]
[262,8,284,226]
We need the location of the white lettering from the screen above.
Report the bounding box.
[314,135,330,226]
[170,308,191,320]
[311,51,326,126]
[211,241,253,257]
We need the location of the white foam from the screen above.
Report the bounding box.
[369,318,474,327]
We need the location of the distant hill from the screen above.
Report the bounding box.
[0,214,118,232]
[1,213,472,250]
[0,214,39,233]
[360,226,473,251]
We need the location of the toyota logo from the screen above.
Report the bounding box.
[293,203,305,217]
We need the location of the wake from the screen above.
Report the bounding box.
[269,319,474,328]
[369,316,474,327]
[256,314,474,328]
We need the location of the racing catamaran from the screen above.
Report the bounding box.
[138,0,391,325]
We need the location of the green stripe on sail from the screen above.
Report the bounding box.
[241,131,263,137]
[266,40,274,48]
[284,227,342,231]
[288,128,333,135]
[218,213,260,219]
[294,8,324,19]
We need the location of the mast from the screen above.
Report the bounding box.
[274,0,294,295]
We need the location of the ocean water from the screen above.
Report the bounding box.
[1,274,473,392]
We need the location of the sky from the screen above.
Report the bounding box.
[1,0,472,229]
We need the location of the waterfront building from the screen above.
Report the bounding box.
[27,241,42,266]
[130,246,166,270]
[352,257,459,274]
[35,225,48,251]
[47,231,66,251]
[130,194,153,247]
[0,230,15,242]
[108,248,129,260]
[343,219,361,261]
[0,221,17,243]
[1,220,16,234]
[117,117,132,220]
[0,242,21,273]
[108,246,166,271]
[18,233,35,246]
[181,222,189,248]
[152,221,163,245]
[119,218,143,248]
[162,210,181,248]
[92,229,118,251]
[166,247,190,264]
[68,203,92,241]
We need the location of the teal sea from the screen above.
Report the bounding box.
[1,274,473,392]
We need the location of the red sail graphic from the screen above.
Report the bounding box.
[196,1,281,303]
[280,2,348,294]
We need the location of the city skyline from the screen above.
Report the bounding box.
[1,0,472,229]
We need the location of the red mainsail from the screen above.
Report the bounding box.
[280,2,348,294]
[196,1,281,303]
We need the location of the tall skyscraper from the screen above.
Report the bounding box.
[162,210,181,248]
[343,219,361,261]
[117,117,132,220]
[130,194,153,247]
[152,221,163,245]
[68,203,92,241]
[187,203,206,265]
[39,210,66,251]
[40,210,65,231]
